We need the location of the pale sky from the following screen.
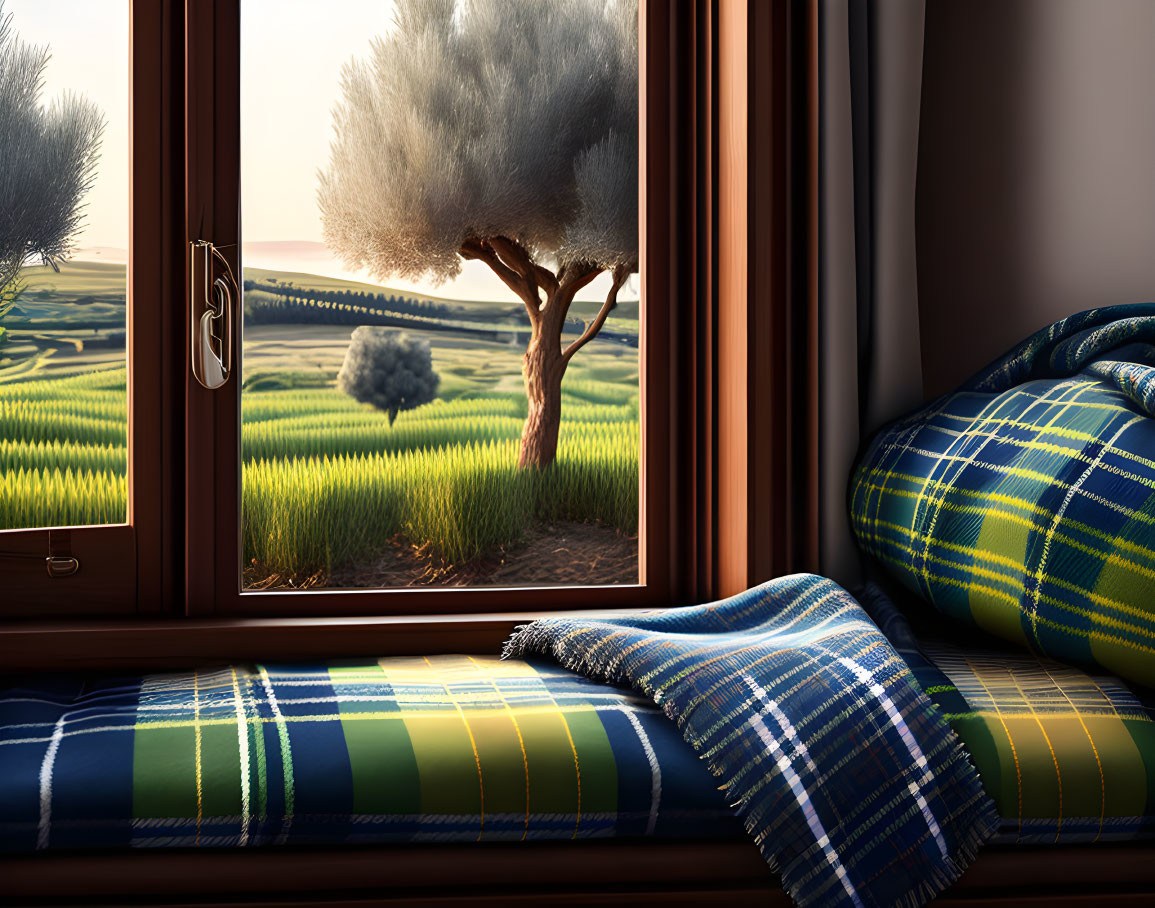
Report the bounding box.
[5,0,129,251]
[242,0,396,246]
[6,0,635,303]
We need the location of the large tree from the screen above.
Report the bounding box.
[0,1,104,336]
[319,0,637,469]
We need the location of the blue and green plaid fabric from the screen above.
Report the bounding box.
[506,573,999,908]
[0,656,737,852]
[863,584,1155,846]
[851,305,1155,688]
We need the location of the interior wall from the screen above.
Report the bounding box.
[917,0,1155,397]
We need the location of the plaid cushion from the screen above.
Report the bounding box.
[926,649,1155,845]
[851,305,1155,688]
[864,584,1155,845]
[0,656,737,852]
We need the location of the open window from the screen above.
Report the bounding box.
[182,0,686,617]
[0,1,176,617]
[0,0,792,643]
[0,0,690,623]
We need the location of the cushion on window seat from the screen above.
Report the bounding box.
[851,304,1155,688]
[4,635,1152,858]
[863,583,1155,846]
[0,656,738,852]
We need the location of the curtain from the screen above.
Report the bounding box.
[816,0,927,585]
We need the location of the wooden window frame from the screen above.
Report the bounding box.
[0,0,811,671]
[691,0,815,601]
[0,1,182,620]
[183,0,689,618]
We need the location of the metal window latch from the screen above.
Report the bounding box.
[45,556,79,578]
[0,529,79,578]
[190,240,238,390]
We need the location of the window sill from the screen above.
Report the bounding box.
[0,607,655,674]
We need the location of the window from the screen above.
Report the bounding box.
[180,0,682,617]
[235,1,641,597]
[0,0,170,616]
[0,0,796,662]
[0,0,127,534]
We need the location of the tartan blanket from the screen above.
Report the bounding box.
[862,584,1155,845]
[0,656,737,852]
[851,305,1155,688]
[505,573,1000,908]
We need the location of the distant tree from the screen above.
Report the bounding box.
[338,328,440,425]
[319,0,637,469]
[0,1,104,341]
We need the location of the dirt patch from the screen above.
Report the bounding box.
[252,521,638,590]
[243,565,329,592]
[487,521,638,587]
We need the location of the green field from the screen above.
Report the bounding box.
[0,261,640,586]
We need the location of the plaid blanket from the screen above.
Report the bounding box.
[505,573,999,908]
[863,584,1155,846]
[0,656,737,852]
[851,305,1155,688]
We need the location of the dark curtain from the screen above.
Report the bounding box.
[817,0,927,584]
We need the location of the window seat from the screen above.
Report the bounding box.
[0,655,738,852]
[3,653,1155,905]
[5,650,1155,852]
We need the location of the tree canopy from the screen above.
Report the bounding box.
[318,0,638,285]
[338,328,441,425]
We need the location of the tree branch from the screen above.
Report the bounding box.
[559,263,602,295]
[459,237,540,321]
[561,265,630,365]
[487,235,543,308]
[555,261,603,325]
[487,235,564,308]
[531,262,560,298]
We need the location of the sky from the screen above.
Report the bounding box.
[241,0,396,247]
[6,0,635,303]
[4,0,129,254]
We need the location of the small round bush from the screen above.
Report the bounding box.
[337,327,439,424]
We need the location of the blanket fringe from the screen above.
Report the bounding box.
[504,620,638,690]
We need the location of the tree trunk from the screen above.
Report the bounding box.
[457,237,624,471]
[518,331,566,470]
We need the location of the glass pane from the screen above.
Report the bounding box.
[0,0,129,530]
[241,0,639,591]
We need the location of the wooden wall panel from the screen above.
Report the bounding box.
[709,0,810,598]
[716,0,751,596]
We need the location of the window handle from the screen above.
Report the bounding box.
[190,240,237,390]
[0,530,79,578]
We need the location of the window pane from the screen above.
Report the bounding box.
[0,0,128,530]
[240,0,640,591]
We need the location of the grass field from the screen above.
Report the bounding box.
[0,260,640,587]
[242,385,638,576]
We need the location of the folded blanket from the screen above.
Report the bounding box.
[852,304,1155,688]
[505,573,999,908]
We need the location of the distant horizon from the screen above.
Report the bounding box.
[52,242,640,305]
